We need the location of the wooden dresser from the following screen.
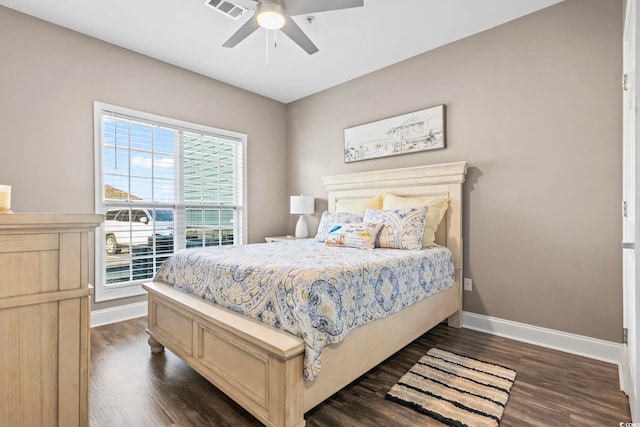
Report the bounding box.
[0,214,102,427]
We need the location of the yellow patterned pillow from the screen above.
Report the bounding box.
[382,193,449,247]
[335,194,383,215]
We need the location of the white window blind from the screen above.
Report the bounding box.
[94,102,247,302]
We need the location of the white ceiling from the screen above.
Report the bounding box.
[0,0,563,103]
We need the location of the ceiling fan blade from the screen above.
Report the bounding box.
[284,0,363,16]
[229,0,257,9]
[222,15,260,48]
[280,18,319,55]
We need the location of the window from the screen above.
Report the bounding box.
[94,102,247,302]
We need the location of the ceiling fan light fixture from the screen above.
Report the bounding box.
[256,1,286,30]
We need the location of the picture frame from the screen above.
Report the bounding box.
[343,104,446,163]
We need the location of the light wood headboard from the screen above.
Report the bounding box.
[322,161,468,314]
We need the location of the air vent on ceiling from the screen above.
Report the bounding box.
[203,0,249,20]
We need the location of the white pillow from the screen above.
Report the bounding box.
[325,222,384,250]
[315,211,362,242]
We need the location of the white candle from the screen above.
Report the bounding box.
[0,185,11,212]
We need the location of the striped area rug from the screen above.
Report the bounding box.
[386,348,516,427]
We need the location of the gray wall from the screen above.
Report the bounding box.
[0,0,625,341]
[0,6,289,310]
[287,0,623,342]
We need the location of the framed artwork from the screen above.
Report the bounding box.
[343,104,445,163]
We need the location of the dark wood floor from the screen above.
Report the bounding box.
[90,317,630,426]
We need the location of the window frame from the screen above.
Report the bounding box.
[93,101,248,302]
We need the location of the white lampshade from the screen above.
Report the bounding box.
[290,195,314,215]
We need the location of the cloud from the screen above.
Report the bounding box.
[131,156,174,169]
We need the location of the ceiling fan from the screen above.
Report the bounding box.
[222,0,364,55]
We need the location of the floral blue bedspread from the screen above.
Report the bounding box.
[154,240,454,380]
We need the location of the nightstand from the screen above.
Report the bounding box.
[265,235,312,243]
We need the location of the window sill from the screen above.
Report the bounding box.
[94,281,147,303]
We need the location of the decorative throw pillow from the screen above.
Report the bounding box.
[315,211,363,242]
[334,194,383,215]
[363,206,428,250]
[325,222,384,250]
[382,193,449,247]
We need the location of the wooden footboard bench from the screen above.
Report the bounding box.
[145,281,306,427]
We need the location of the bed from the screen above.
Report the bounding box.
[143,161,467,427]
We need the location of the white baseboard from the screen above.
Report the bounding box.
[91,301,148,328]
[461,311,622,366]
[89,305,622,366]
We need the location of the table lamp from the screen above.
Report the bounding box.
[0,185,12,214]
[290,195,314,238]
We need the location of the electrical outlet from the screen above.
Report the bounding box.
[463,278,473,291]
